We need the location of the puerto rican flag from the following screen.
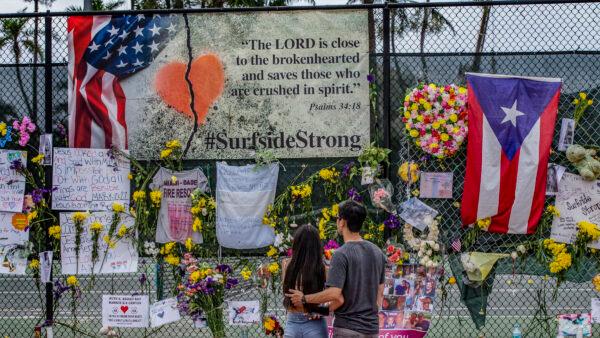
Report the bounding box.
[67,14,178,149]
[461,73,561,234]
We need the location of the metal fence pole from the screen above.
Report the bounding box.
[43,11,54,326]
[382,4,391,176]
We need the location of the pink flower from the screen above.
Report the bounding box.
[13,116,36,147]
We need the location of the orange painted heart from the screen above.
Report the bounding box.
[155,53,224,124]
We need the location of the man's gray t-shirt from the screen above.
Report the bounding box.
[326,240,387,334]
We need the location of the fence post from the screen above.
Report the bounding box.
[43,11,54,327]
[382,4,391,178]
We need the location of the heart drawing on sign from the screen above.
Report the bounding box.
[120,305,129,314]
[157,311,165,318]
[154,53,225,125]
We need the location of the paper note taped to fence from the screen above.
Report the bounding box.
[102,295,149,328]
[0,211,29,275]
[52,148,130,211]
[0,150,26,212]
[150,297,181,328]
[60,212,138,275]
[551,173,600,248]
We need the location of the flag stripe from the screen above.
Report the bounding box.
[527,90,561,233]
[507,119,540,234]
[461,82,484,226]
[477,115,501,220]
[101,72,126,149]
[489,150,520,233]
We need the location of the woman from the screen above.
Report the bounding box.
[282,224,342,337]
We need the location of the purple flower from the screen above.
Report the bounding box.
[367,74,375,84]
[139,273,147,285]
[56,123,67,138]
[348,187,363,202]
[324,240,340,250]
[342,162,355,178]
[383,214,400,229]
[225,277,238,289]
[215,264,232,274]
[53,280,69,300]
[9,159,24,172]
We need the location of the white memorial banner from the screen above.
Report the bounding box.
[551,173,600,248]
[52,148,130,211]
[216,162,278,249]
[60,212,138,274]
[102,295,149,328]
[0,150,26,212]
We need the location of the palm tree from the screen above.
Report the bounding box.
[0,14,41,116]
[413,0,455,81]
[66,0,125,11]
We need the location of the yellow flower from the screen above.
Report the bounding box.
[133,190,146,202]
[429,143,438,149]
[411,189,420,197]
[185,237,193,251]
[192,218,202,232]
[27,210,38,222]
[577,220,600,241]
[266,246,278,257]
[127,173,133,180]
[150,190,162,207]
[117,224,128,238]
[549,252,571,274]
[66,275,79,287]
[71,211,89,223]
[331,204,339,217]
[29,259,40,270]
[432,122,440,130]
[268,262,279,274]
[378,224,384,232]
[364,233,372,240]
[410,103,419,111]
[422,102,432,111]
[448,276,456,285]
[160,148,173,159]
[0,122,6,136]
[546,205,560,217]
[573,98,580,105]
[476,217,491,230]
[409,129,419,138]
[398,162,419,183]
[291,184,312,199]
[403,111,411,119]
[416,115,424,122]
[241,267,252,281]
[166,139,182,149]
[31,154,44,165]
[112,202,125,213]
[449,114,458,122]
[319,168,339,183]
[440,133,449,142]
[189,270,201,283]
[579,92,587,100]
[89,221,103,233]
[48,225,61,240]
[318,218,327,240]
[593,274,600,292]
[171,176,177,184]
[587,99,593,105]
[264,318,276,331]
[164,254,180,266]
[322,208,331,221]
[161,242,176,255]
[458,87,467,94]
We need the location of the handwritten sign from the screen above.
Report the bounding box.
[150,298,181,328]
[0,150,26,212]
[60,212,138,275]
[551,173,600,248]
[102,295,149,328]
[419,172,453,199]
[52,148,130,211]
[592,298,600,323]
[227,300,260,325]
[0,211,29,275]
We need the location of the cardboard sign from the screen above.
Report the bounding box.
[0,150,27,212]
[102,295,149,328]
[52,148,130,211]
[60,212,138,275]
[150,298,181,328]
[227,300,260,325]
[551,173,600,248]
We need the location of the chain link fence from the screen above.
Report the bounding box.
[0,1,599,337]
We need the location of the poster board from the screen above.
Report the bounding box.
[102,295,149,328]
[60,212,138,275]
[0,150,26,213]
[52,148,130,211]
[550,173,600,248]
[227,300,260,325]
[0,211,29,275]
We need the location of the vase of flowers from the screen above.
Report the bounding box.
[177,255,238,338]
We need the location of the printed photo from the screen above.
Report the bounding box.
[421,278,436,298]
[558,118,575,152]
[546,163,566,196]
[415,296,434,312]
[394,278,414,297]
[404,312,432,331]
[384,278,395,296]
[382,295,399,311]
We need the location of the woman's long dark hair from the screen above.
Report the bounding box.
[283,224,326,310]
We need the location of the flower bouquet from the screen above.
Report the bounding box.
[324,239,340,262]
[263,315,284,337]
[177,256,239,338]
[369,179,394,213]
[402,83,468,158]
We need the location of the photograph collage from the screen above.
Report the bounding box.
[379,264,438,331]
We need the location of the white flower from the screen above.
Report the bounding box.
[290,223,298,228]
[417,251,423,257]
[274,233,284,247]
[213,273,224,282]
[426,261,434,268]
[423,215,433,227]
[432,261,439,268]
[433,243,440,251]
[419,258,427,265]
[511,251,518,260]
[426,250,432,256]
[201,208,208,216]
[517,245,526,254]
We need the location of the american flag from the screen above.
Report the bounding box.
[451,237,461,252]
[461,73,561,234]
[67,14,179,149]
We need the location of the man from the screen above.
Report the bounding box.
[286,200,387,337]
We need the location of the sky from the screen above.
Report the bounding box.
[0,0,347,13]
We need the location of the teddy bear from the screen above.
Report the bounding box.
[566,144,600,181]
